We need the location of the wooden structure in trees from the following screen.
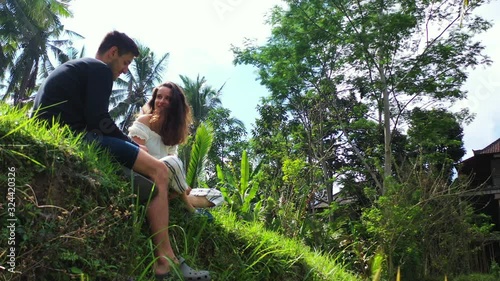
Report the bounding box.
[459,138,500,270]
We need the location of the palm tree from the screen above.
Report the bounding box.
[0,2,18,78]
[38,42,86,80]
[1,0,78,105]
[179,74,224,132]
[109,42,169,132]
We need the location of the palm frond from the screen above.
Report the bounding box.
[228,116,245,129]
[39,54,55,79]
[145,52,169,86]
[109,100,131,119]
[79,45,86,58]
[114,77,130,88]
[49,0,72,18]
[180,74,227,130]
[109,89,129,106]
[62,29,84,40]
[186,122,214,188]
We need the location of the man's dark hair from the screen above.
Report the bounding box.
[97,30,139,56]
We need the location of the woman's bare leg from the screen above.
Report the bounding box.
[132,149,177,275]
[187,195,215,209]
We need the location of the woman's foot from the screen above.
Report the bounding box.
[154,256,178,278]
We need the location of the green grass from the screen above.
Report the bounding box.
[210,209,359,281]
[1,104,154,280]
[0,102,358,280]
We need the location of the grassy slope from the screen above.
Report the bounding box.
[0,103,359,281]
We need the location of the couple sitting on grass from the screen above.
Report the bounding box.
[128,81,223,216]
[32,30,218,281]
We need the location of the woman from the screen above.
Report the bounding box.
[128,82,223,214]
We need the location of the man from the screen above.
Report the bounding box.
[32,31,209,280]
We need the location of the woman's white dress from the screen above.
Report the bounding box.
[128,121,223,206]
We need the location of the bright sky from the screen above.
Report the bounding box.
[459,1,500,159]
[61,0,500,160]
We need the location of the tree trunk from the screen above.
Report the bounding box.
[377,0,392,195]
[381,69,391,195]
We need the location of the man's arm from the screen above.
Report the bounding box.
[84,65,131,142]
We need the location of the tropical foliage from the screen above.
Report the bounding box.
[0,0,81,105]
[205,107,248,175]
[232,0,493,279]
[217,150,262,221]
[178,75,248,179]
[186,122,214,188]
[180,74,223,132]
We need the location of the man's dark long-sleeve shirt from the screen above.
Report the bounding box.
[32,57,129,141]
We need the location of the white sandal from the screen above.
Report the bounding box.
[178,257,211,281]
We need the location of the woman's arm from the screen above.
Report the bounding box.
[129,114,152,152]
[180,192,196,213]
[132,136,146,146]
[132,136,149,152]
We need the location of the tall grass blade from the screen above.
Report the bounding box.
[371,249,384,281]
[2,148,45,168]
[240,150,249,194]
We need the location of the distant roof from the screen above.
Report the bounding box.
[473,138,500,155]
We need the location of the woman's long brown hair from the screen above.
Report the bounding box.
[142,82,192,146]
